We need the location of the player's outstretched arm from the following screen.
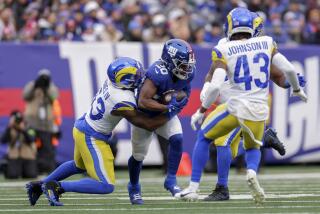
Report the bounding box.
[271,50,307,102]
[112,110,169,131]
[138,79,168,112]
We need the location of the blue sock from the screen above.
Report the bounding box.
[237,140,245,157]
[216,146,232,187]
[166,134,183,182]
[128,156,142,186]
[61,178,114,194]
[191,130,211,182]
[42,160,85,183]
[245,148,261,172]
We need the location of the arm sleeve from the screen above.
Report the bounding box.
[272,52,300,91]
[202,68,226,109]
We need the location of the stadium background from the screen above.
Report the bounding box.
[0,0,319,166]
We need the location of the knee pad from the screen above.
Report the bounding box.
[168,134,183,151]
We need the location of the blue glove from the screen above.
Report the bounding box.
[284,73,306,88]
[166,96,188,119]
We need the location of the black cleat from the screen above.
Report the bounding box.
[263,128,286,156]
[42,181,64,206]
[26,181,43,206]
[203,184,229,201]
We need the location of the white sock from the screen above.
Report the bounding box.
[189,181,199,191]
[247,169,257,176]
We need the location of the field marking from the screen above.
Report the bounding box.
[0,193,319,201]
[0,205,320,212]
[1,172,320,188]
[1,200,320,206]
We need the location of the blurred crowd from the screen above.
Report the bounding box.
[0,0,319,44]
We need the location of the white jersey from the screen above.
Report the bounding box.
[75,80,137,141]
[212,36,276,121]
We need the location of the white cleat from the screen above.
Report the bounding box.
[179,187,199,202]
[246,169,265,205]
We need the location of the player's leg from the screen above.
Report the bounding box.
[26,128,85,206]
[180,104,239,200]
[42,128,115,206]
[155,116,183,197]
[242,120,266,204]
[128,125,153,204]
[204,127,241,201]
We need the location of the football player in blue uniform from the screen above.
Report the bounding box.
[25,57,186,206]
[127,39,196,204]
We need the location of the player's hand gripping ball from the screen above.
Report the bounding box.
[161,90,187,105]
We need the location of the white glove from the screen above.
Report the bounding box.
[200,82,210,102]
[190,109,205,131]
[292,88,308,102]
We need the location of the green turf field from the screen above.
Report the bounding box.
[0,166,320,214]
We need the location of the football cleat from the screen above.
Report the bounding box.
[42,181,64,206]
[179,186,199,201]
[246,169,265,205]
[128,182,144,205]
[203,184,230,201]
[26,181,43,206]
[263,128,286,156]
[164,178,182,198]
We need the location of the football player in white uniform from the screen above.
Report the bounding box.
[25,57,186,206]
[180,8,307,204]
[184,11,306,202]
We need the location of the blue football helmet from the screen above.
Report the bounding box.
[251,12,264,37]
[107,57,145,90]
[224,7,254,39]
[161,39,196,80]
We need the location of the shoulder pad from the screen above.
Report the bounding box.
[212,46,227,64]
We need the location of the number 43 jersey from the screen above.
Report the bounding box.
[75,80,137,142]
[212,36,276,121]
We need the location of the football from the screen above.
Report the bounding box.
[160,90,187,105]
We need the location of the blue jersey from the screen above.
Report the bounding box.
[138,60,194,117]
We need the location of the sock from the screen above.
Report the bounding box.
[128,156,142,186]
[245,148,261,172]
[189,181,199,192]
[216,146,232,187]
[61,178,114,194]
[42,160,85,183]
[237,140,245,157]
[166,134,183,183]
[191,130,211,183]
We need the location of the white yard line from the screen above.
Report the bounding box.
[0,206,320,212]
[0,193,319,201]
[1,172,320,187]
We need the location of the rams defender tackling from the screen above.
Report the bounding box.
[180,8,307,204]
[25,57,186,206]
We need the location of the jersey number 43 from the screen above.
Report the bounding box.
[234,52,269,90]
